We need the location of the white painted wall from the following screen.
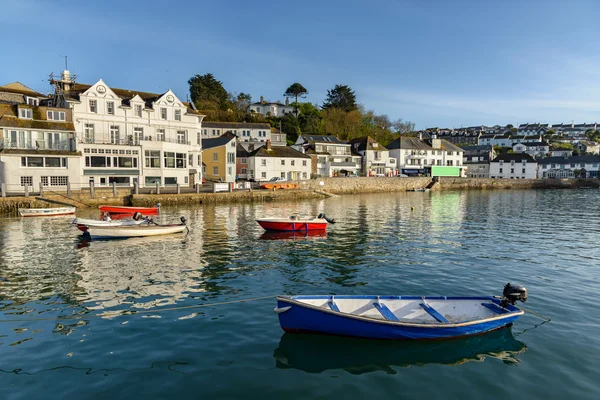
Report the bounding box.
[490,160,538,179]
[248,156,311,181]
[0,153,83,191]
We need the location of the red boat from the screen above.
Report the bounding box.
[99,205,160,215]
[256,214,334,231]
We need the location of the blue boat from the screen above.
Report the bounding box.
[275,283,528,340]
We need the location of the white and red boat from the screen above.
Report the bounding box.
[256,214,335,232]
[98,205,160,215]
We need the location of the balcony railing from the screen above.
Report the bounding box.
[1,139,74,151]
[81,137,197,146]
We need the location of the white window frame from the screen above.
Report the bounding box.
[89,99,97,113]
[107,102,115,115]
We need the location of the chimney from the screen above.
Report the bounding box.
[61,70,72,92]
[248,143,254,152]
[266,139,271,150]
[285,97,289,106]
[418,131,423,140]
[260,95,264,104]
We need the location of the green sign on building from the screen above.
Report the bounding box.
[431,166,460,177]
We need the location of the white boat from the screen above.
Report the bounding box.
[19,207,76,217]
[73,217,149,232]
[85,217,188,239]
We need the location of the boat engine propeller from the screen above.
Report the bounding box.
[317,213,336,224]
[501,282,528,307]
[180,216,187,225]
[133,212,143,221]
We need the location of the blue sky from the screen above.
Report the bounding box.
[1,0,599,129]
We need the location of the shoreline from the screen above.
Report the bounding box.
[1,177,598,214]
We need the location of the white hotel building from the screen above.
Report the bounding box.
[53,71,205,188]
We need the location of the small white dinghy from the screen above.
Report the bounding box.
[19,207,76,217]
[85,217,188,239]
[73,212,149,232]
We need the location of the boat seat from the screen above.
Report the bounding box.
[328,297,340,312]
[481,302,509,314]
[374,303,400,321]
[419,302,450,323]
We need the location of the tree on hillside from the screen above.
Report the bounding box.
[230,92,252,113]
[322,84,357,112]
[188,73,230,111]
[392,118,415,134]
[296,102,324,134]
[284,83,308,117]
[280,114,301,142]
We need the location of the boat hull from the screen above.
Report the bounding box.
[73,218,147,232]
[276,296,523,340]
[256,218,328,231]
[98,205,159,214]
[85,224,186,239]
[19,207,76,217]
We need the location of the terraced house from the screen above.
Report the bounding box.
[347,136,396,176]
[0,82,82,194]
[201,132,237,183]
[293,135,362,177]
[387,136,465,177]
[51,70,205,188]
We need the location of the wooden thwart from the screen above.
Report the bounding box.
[419,302,450,323]
[374,303,400,321]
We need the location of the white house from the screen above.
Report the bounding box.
[347,136,396,176]
[549,149,573,157]
[247,140,311,181]
[52,71,205,188]
[512,141,549,158]
[294,134,361,177]
[0,82,82,193]
[490,153,537,179]
[538,155,600,178]
[387,136,465,176]
[249,96,295,117]
[201,121,274,148]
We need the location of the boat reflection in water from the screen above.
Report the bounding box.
[259,231,328,241]
[273,327,527,374]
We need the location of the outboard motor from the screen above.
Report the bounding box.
[180,216,187,225]
[318,213,336,224]
[133,212,143,221]
[501,282,528,307]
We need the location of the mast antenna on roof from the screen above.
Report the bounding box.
[59,55,68,70]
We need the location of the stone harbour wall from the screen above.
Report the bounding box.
[2,177,599,214]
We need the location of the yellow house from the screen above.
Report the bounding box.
[201,133,237,183]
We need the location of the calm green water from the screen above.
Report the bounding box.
[1,190,599,399]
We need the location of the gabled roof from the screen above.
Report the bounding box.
[491,153,536,162]
[202,121,270,129]
[460,145,493,151]
[201,132,236,150]
[515,141,548,147]
[299,134,341,144]
[386,137,430,150]
[64,83,203,115]
[539,155,600,165]
[236,143,250,158]
[347,136,388,152]
[248,145,311,159]
[0,82,45,97]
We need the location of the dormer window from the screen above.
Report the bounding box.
[25,97,39,106]
[135,104,142,117]
[175,109,181,121]
[19,108,32,119]
[47,110,66,121]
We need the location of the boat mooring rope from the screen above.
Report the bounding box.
[0,295,278,324]
[519,305,552,322]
